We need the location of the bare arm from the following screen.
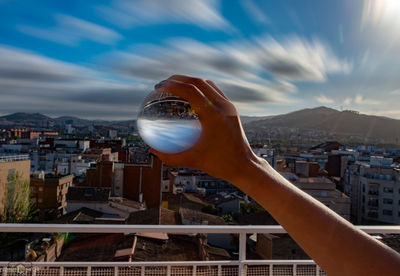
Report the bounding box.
[151,75,400,276]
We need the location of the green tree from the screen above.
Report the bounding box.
[240,202,264,214]
[2,171,33,223]
[221,214,233,223]
[201,204,217,215]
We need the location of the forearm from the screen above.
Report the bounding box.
[230,156,400,276]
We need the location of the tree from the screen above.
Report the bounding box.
[240,202,264,214]
[2,171,33,223]
[201,204,217,215]
[221,214,233,223]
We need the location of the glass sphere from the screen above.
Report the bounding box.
[137,90,202,154]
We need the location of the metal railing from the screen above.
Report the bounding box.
[1,224,399,276]
[0,154,30,162]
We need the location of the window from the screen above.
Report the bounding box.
[383,198,393,204]
[383,209,392,216]
[383,187,393,193]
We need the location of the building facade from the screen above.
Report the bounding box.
[345,158,400,224]
[0,155,30,220]
[30,174,73,220]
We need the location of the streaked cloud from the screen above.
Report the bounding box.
[390,88,400,95]
[0,45,148,119]
[315,94,334,104]
[97,0,232,31]
[240,0,270,24]
[0,46,87,82]
[17,14,122,46]
[253,37,352,82]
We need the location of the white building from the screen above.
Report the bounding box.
[345,160,400,224]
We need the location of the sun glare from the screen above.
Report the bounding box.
[363,0,400,28]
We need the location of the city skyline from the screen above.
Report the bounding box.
[1,0,400,119]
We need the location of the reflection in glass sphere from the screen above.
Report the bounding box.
[137,90,202,154]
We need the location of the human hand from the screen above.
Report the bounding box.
[150,75,261,183]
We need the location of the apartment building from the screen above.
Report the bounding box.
[30,173,73,220]
[344,156,400,224]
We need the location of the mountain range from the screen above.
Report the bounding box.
[1,107,400,143]
[244,106,400,143]
[0,112,135,128]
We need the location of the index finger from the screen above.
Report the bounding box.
[168,75,226,103]
[155,79,211,114]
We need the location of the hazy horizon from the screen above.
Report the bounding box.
[1,105,400,122]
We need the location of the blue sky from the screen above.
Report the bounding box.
[1,0,400,119]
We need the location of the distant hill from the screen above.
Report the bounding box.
[244,106,400,143]
[2,112,51,122]
[240,115,274,124]
[0,112,136,128]
[2,108,400,143]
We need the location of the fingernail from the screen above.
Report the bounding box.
[154,80,167,90]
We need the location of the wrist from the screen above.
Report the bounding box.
[228,152,271,189]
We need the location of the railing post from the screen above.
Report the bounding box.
[316,265,320,276]
[141,265,145,276]
[293,264,297,276]
[114,266,118,276]
[59,266,64,276]
[2,266,7,276]
[32,266,37,276]
[192,265,197,276]
[217,265,222,276]
[269,264,273,275]
[167,265,171,276]
[239,232,246,276]
[87,266,91,276]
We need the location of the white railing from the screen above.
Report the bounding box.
[0,154,30,162]
[1,224,399,276]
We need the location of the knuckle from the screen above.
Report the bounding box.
[187,77,205,86]
[169,74,183,79]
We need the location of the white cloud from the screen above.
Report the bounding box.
[17,14,122,46]
[0,45,149,119]
[105,35,349,108]
[97,0,233,31]
[389,88,400,95]
[343,97,352,105]
[252,36,352,82]
[354,94,380,105]
[315,94,334,104]
[240,0,270,24]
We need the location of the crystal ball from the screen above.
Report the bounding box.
[137,90,202,154]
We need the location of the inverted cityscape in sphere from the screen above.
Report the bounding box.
[137,91,202,154]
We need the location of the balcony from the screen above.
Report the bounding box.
[0,154,30,162]
[0,224,399,276]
